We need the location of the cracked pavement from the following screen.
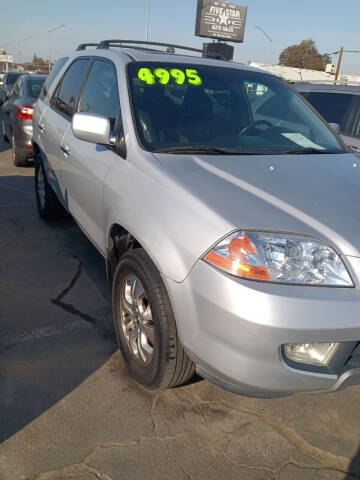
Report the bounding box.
[0,114,360,480]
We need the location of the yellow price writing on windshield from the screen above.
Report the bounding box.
[137,67,202,86]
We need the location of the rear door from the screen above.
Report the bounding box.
[60,58,121,252]
[33,56,69,154]
[40,57,91,200]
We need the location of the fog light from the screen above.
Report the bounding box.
[284,342,340,366]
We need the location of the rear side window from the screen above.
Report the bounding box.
[6,73,22,87]
[29,78,46,98]
[351,109,360,137]
[302,92,354,128]
[10,78,22,99]
[79,59,120,126]
[40,57,68,100]
[53,58,90,118]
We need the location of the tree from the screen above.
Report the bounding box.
[32,54,46,67]
[279,39,331,71]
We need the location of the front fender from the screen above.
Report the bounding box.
[104,154,231,283]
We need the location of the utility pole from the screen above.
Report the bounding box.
[146,0,150,41]
[252,26,273,65]
[48,24,69,73]
[17,36,32,66]
[334,46,344,83]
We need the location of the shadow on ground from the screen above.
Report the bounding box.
[0,174,117,443]
[347,449,360,478]
[0,139,10,153]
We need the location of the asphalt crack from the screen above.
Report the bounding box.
[222,451,275,474]
[21,385,360,480]
[26,431,199,480]
[53,257,82,302]
[186,390,360,477]
[50,258,114,341]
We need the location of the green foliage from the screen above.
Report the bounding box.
[279,39,331,71]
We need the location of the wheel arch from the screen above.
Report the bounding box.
[32,140,40,157]
[106,223,145,288]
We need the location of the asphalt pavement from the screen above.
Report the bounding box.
[0,113,360,480]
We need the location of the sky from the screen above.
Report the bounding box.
[1,0,359,75]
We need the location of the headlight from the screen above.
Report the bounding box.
[203,231,353,286]
[284,342,340,366]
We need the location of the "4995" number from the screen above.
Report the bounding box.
[137,67,203,86]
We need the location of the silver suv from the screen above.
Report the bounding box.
[32,40,360,398]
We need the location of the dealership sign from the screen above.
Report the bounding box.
[0,54,14,63]
[195,0,248,43]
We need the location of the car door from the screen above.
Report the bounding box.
[33,56,69,155]
[40,57,91,201]
[60,58,121,253]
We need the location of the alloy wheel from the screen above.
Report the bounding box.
[120,274,155,366]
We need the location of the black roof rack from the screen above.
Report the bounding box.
[96,39,228,61]
[76,43,100,51]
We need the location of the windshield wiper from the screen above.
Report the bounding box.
[153,146,263,155]
[152,146,344,155]
[280,147,339,154]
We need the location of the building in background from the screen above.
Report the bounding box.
[250,63,360,85]
[0,48,14,72]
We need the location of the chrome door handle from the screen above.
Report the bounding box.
[38,123,45,132]
[60,144,71,155]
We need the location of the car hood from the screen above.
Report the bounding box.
[154,152,360,258]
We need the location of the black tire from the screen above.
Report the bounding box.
[2,120,9,142]
[11,133,28,167]
[35,159,67,220]
[113,248,195,389]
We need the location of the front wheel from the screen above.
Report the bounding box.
[113,249,195,389]
[2,119,9,142]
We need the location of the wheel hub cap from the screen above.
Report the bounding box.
[120,274,155,366]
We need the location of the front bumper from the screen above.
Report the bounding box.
[163,256,360,396]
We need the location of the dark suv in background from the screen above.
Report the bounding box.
[294,83,360,151]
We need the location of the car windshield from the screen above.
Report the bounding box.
[128,63,346,154]
[29,77,46,98]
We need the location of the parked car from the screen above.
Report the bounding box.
[294,83,360,151]
[1,73,46,166]
[32,41,360,398]
[0,71,24,105]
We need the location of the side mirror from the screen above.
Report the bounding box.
[329,122,341,134]
[72,112,112,145]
